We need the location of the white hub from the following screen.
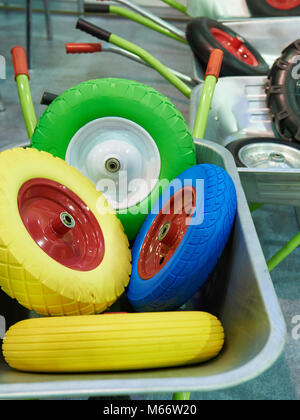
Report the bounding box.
[66,117,161,210]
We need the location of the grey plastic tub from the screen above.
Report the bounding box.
[0,140,286,399]
[187,0,251,19]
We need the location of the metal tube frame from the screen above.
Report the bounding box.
[26,0,52,69]
[110,0,186,40]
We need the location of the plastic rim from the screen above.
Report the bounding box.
[238,142,300,168]
[18,178,105,271]
[65,117,161,211]
[265,0,300,9]
[210,28,259,67]
[138,186,196,280]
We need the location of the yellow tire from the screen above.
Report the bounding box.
[0,148,131,316]
[2,311,224,372]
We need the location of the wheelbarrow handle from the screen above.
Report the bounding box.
[193,49,224,139]
[76,18,111,42]
[96,0,186,41]
[85,3,109,13]
[11,46,30,80]
[66,43,103,54]
[11,45,37,139]
[85,2,186,44]
[75,18,192,98]
[205,49,224,81]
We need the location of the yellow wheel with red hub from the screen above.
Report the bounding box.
[0,148,131,316]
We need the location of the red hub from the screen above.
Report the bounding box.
[18,178,105,271]
[138,186,196,280]
[210,28,259,67]
[266,0,300,9]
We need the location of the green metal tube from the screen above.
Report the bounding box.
[267,231,300,272]
[172,392,191,400]
[109,34,192,98]
[160,0,188,14]
[192,75,216,138]
[16,74,37,139]
[110,5,187,44]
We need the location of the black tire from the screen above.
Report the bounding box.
[40,91,58,106]
[226,137,300,168]
[266,40,300,142]
[186,17,269,77]
[246,0,300,17]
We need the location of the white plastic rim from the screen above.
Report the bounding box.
[66,117,161,210]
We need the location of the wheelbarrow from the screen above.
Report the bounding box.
[0,36,286,398]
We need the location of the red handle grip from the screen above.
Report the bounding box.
[205,49,224,81]
[11,46,29,80]
[65,43,102,54]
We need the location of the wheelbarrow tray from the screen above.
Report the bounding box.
[189,76,272,147]
[187,0,251,20]
[187,0,300,30]
[0,140,286,399]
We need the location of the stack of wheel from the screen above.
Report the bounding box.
[1,71,237,373]
[227,40,300,169]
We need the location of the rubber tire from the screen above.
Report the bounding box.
[246,0,300,16]
[127,164,237,313]
[226,137,300,167]
[2,312,224,372]
[186,17,269,77]
[266,40,300,142]
[31,78,196,240]
[0,148,131,317]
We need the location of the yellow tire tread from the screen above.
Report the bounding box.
[3,311,224,372]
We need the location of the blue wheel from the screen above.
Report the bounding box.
[126,164,237,312]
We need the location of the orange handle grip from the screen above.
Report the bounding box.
[11,46,30,80]
[205,49,224,81]
[65,43,102,54]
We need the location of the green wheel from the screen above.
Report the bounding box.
[31,78,196,240]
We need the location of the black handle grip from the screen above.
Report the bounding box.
[76,18,111,42]
[84,3,110,13]
[41,91,58,106]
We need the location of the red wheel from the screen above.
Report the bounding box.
[138,186,196,280]
[210,28,259,67]
[265,0,300,10]
[186,18,269,77]
[18,178,105,271]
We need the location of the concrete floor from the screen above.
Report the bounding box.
[0,9,299,400]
